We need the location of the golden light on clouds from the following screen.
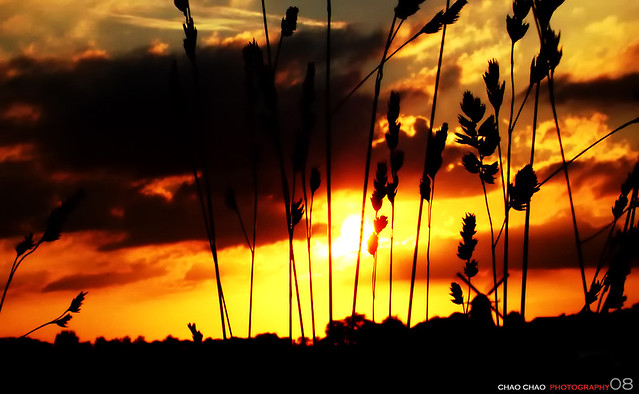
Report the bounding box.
[134,174,193,202]
[0,0,637,345]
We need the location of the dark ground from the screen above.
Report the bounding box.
[1,304,637,393]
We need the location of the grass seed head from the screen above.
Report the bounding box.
[612,195,629,220]
[420,10,444,35]
[477,115,500,157]
[425,123,448,179]
[450,282,464,305]
[291,199,305,227]
[530,54,549,84]
[386,91,401,151]
[534,0,564,31]
[586,280,603,305]
[182,16,197,64]
[187,323,203,343]
[507,14,529,43]
[509,164,540,211]
[479,161,499,184]
[460,91,486,124]
[310,166,321,194]
[56,314,72,328]
[394,0,425,20]
[390,149,405,176]
[513,0,532,19]
[41,190,84,243]
[461,152,481,174]
[371,161,388,212]
[15,232,35,257]
[464,260,479,279]
[419,176,431,201]
[374,215,389,234]
[457,213,478,261]
[540,27,562,71]
[483,60,505,112]
[174,0,189,15]
[281,6,299,37]
[442,0,468,25]
[367,232,379,256]
[386,180,398,204]
[68,291,87,313]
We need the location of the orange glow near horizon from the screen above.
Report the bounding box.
[1,180,637,344]
[1,0,638,347]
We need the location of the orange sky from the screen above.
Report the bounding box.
[0,0,638,343]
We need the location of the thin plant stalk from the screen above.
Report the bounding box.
[0,243,41,316]
[372,251,378,322]
[480,171,499,326]
[503,40,516,322]
[21,313,68,338]
[388,201,395,319]
[176,3,229,339]
[408,0,450,326]
[520,81,540,318]
[248,137,259,338]
[352,15,398,322]
[21,291,86,338]
[325,0,334,325]
[301,170,316,343]
[289,177,306,342]
[261,0,272,67]
[547,74,588,305]
[538,117,639,187]
[228,189,257,337]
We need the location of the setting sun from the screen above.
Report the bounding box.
[331,213,375,258]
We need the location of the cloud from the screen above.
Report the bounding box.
[0,26,390,252]
[550,73,639,108]
[41,262,167,292]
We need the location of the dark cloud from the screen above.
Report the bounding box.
[0,27,386,251]
[538,156,637,200]
[41,262,167,292]
[550,73,639,107]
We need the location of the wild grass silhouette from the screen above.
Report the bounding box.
[2,0,639,389]
[1,191,86,336]
[170,0,639,344]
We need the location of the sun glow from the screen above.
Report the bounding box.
[331,214,375,258]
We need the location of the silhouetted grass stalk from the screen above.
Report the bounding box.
[1,242,39,316]
[530,0,588,306]
[292,61,316,342]
[325,0,334,327]
[407,0,465,327]
[305,168,321,342]
[351,13,398,322]
[520,79,540,319]
[175,0,230,339]
[261,0,272,67]
[483,59,506,326]
[504,4,533,320]
[332,7,449,115]
[424,1,448,324]
[288,173,306,342]
[480,171,499,325]
[547,75,588,306]
[225,188,256,337]
[1,190,83,318]
[22,291,86,337]
[408,0,447,328]
[384,91,404,319]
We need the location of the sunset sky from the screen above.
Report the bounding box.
[0,0,638,343]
